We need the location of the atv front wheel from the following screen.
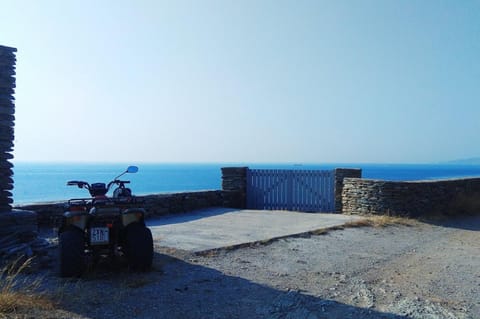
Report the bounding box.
[59,227,85,277]
[124,222,153,271]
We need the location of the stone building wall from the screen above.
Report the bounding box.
[342,177,480,217]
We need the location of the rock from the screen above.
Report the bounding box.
[0,107,14,113]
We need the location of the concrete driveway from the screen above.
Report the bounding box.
[146,208,363,252]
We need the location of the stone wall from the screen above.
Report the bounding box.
[16,190,226,227]
[12,165,480,232]
[342,177,480,217]
[334,168,362,213]
[142,190,224,217]
[14,201,67,227]
[14,167,248,227]
[0,210,49,263]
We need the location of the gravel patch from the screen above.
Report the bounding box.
[3,215,479,319]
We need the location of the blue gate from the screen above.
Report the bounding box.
[246,169,335,212]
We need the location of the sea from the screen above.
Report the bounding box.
[11,162,480,204]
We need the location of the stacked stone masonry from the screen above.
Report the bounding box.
[0,45,50,266]
[0,45,16,211]
[0,210,51,265]
[334,168,362,213]
[11,166,480,237]
[16,190,226,227]
[15,167,249,228]
[221,167,247,208]
[342,177,480,217]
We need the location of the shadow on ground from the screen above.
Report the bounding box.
[421,213,480,231]
[54,251,408,319]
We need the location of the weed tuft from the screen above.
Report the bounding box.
[344,215,416,228]
[0,258,54,315]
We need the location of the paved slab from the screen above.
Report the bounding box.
[146,208,364,252]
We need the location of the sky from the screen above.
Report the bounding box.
[1,0,479,164]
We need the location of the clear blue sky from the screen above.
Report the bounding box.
[2,0,479,164]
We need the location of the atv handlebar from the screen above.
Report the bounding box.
[67,181,90,189]
[107,180,130,189]
[67,180,131,196]
[66,166,138,197]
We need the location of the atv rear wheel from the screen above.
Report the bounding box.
[59,227,85,277]
[125,222,153,271]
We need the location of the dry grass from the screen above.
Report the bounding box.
[343,215,416,228]
[50,271,155,312]
[0,258,54,316]
[308,215,415,236]
[306,215,415,237]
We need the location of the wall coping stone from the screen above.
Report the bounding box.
[344,176,480,184]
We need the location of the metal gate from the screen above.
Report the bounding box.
[246,169,335,212]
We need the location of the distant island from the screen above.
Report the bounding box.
[446,157,480,165]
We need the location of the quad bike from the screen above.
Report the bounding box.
[58,166,153,277]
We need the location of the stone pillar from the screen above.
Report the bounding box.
[221,167,247,209]
[334,168,362,214]
[0,45,16,211]
[0,45,46,266]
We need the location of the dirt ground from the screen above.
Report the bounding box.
[4,215,480,319]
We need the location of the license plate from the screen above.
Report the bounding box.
[90,227,109,245]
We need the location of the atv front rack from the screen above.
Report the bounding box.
[66,196,144,210]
